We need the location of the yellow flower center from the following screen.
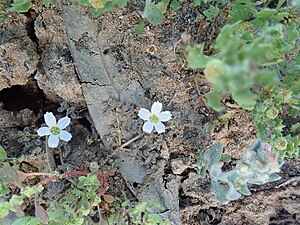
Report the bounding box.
[149,115,159,123]
[50,126,60,135]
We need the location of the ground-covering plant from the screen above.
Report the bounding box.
[3,0,300,214]
[253,85,300,158]
[0,145,111,224]
[0,146,170,224]
[77,0,127,17]
[0,108,171,224]
[187,0,300,158]
[9,0,54,12]
[108,200,170,224]
[196,140,283,204]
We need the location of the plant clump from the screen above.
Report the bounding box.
[197,140,283,204]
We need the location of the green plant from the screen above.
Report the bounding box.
[142,0,170,26]
[187,1,300,158]
[203,4,220,21]
[10,0,32,13]
[190,0,227,8]
[0,144,114,224]
[109,199,170,225]
[197,140,283,204]
[77,0,127,17]
[187,17,299,111]
[9,0,54,12]
[253,86,300,158]
[0,2,6,24]
[0,143,171,224]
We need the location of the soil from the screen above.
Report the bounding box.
[0,0,299,225]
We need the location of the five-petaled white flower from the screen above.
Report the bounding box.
[138,102,172,134]
[37,112,72,148]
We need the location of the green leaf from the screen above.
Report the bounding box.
[115,0,127,7]
[146,213,162,223]
[11,0,29,5]
[203,5,220,21]
[226,182,241,200]
[77,176,86,188]
[286,26,299,42]
[144,7,164,26]
[273,12,289,23]
[230,0,257,22]
[206,89,224,112]
[232,90,256,111]
[156,0,169,13]
[78,0,90,5]
[142,0,167,26]
[220,154,231,163]
[205,142,223,166]
[211,178,227,204]
[241,31,254,41]
[12,217,41,225]
[0,167,18,185]
[0,146,7,160]
[186,45,210,69]
[10,0,32,12]
[47,210,65,222]
[268,173,281,182]
[121,199,130,207]
[215,22,241,51]
[17,155,25,163]
[65,194,75,203]
[170,0,181,11]
[92,8,103,17]
[0,15,5,24]
[135,21,145,35]
[237,184,251,195]
[253,8,277,26]
[291,123,300,134]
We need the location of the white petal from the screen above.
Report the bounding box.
[48,135,60,148]
[154,121,165,134]
[57,117,71,129]
[142,121,154,134]
[37,127,51,136]
[159,111,172,122]
[151,102,162,114]
[59,130,72,142]
[44,112,57,127]
[138,108,151,120]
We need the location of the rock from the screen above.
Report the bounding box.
[0,14,38,91]
[61,2,182,224]
[34,9,85,106]
[171,159,189,175]
[0,107,35,128]
[61,2,145,146]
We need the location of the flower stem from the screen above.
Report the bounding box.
[45,136,55,172]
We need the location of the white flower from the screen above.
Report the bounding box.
[37,112,72,148]
[138,102,172,134]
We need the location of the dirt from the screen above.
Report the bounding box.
[0,0,299,225]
